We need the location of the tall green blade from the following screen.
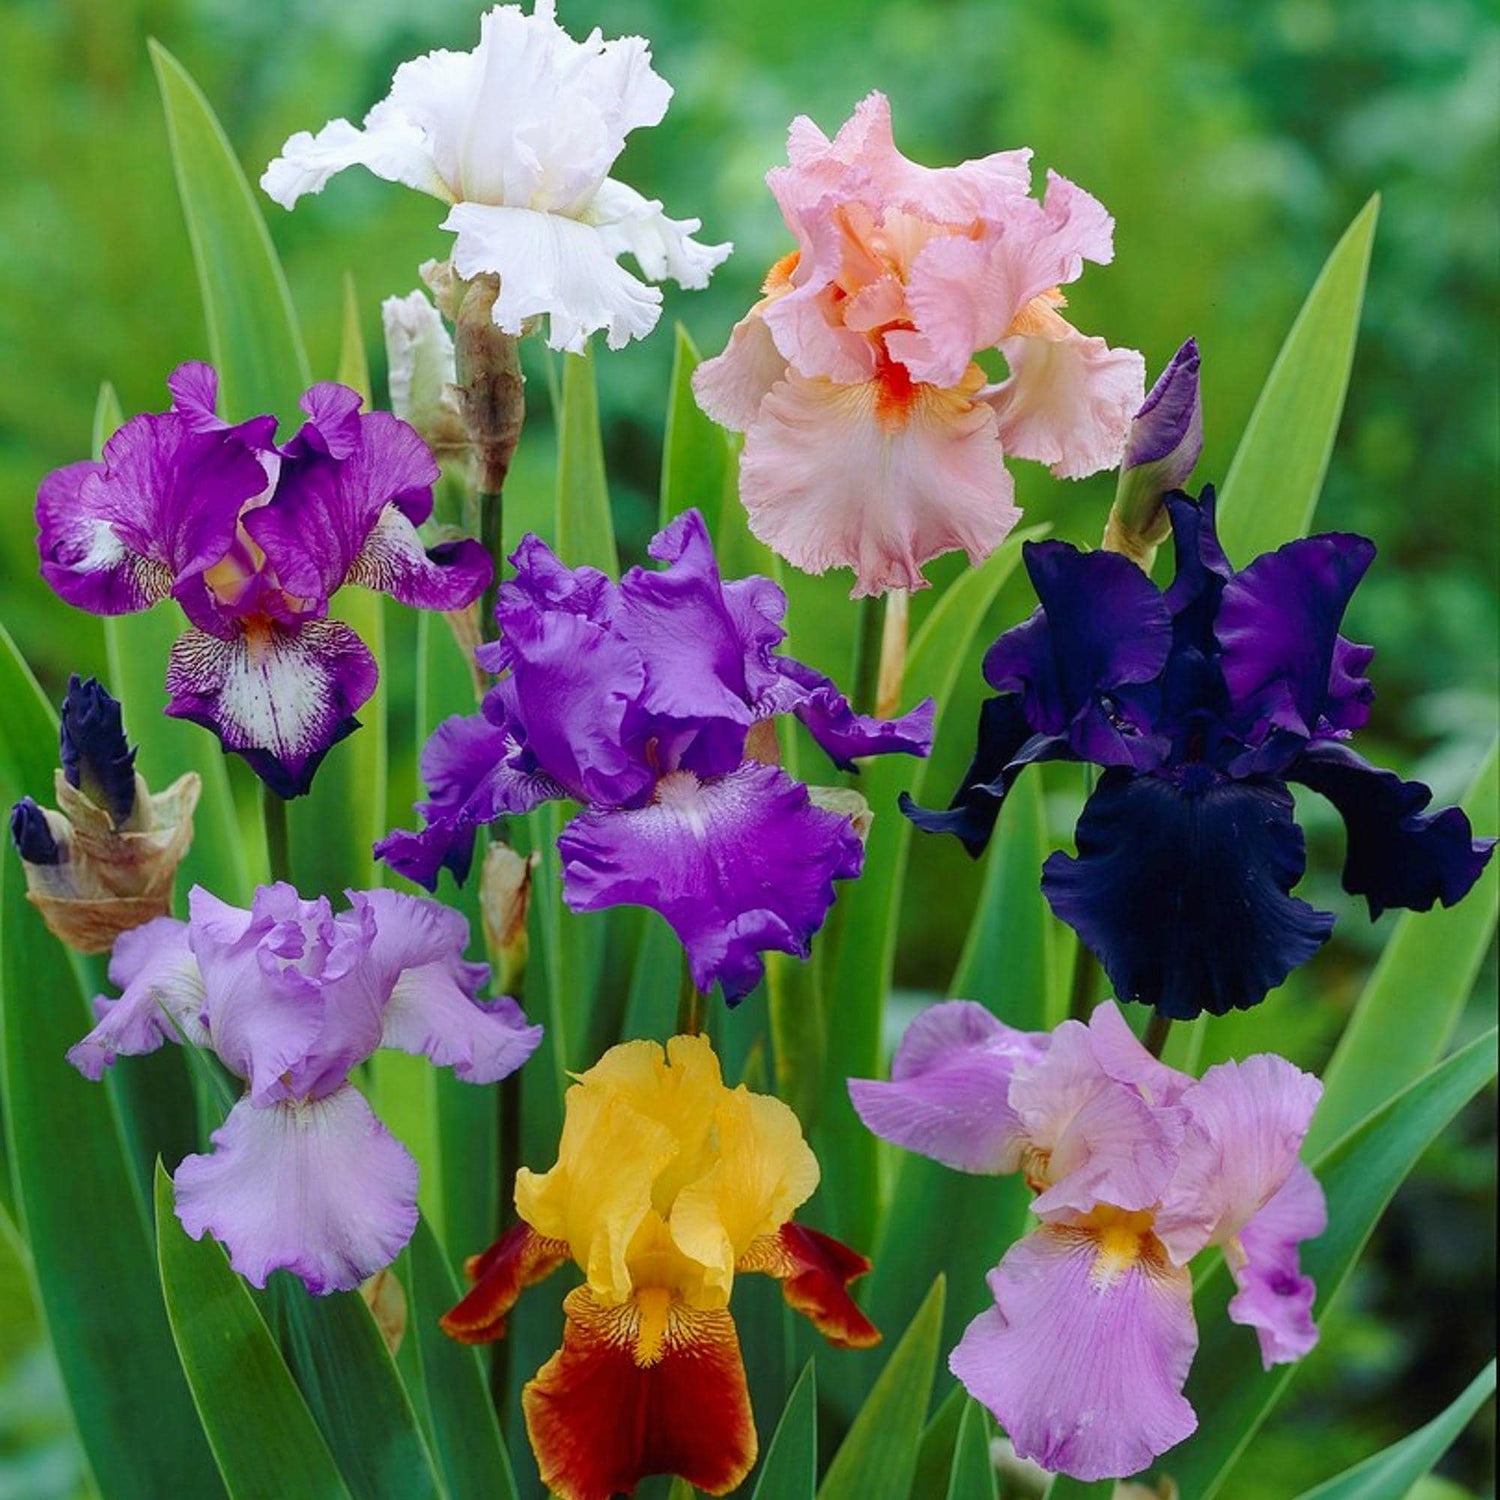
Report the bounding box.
[555,345,617,575]
[1215,197,1378,565]
[155,1166,351,1500]
[944,1401,998,1500]
[659,325,730,529]
[1306,736,1498,1157]
[150,41,309,423]
[1291,1358,1495,1499]
[750,1362,817,1500]
[818,1277,945,1500]
[1164,1028,1498,1497]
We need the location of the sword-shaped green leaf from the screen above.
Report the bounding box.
[750,1362,817,1500]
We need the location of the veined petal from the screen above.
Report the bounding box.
[445,201,663,353]
[523,1284,756,1500]
[1153,1054,1322,1264]
[986,325,1145,479]
[442,1221,571,1344]
[165,619,377,799]
[557,762,864,1002]
[1287,740,1495,919]
[343,505,492,611]
[738,369,1020,598]
[737,1222,880,1347]
[1227,1161,1326,1366]
[951,1223,1197,1482]
[849,999,1045,1174]
[1043,770,1334,1018]
[66,916,205,1078]
[173,1086,419,1294]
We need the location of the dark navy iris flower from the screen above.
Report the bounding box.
[903,488,1494,1019]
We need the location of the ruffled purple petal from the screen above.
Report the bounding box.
[351,887,542,1082]
[1153,1054,1322,1264]
[767,656,934,770]
[950,1225,1198,1482]
[1216,532,1377,754]
[848,1000,1047,1174]
[288,383,366,464]
[901,695,1071,856]
[1227,1160,1326,1367]
[343,506,491,610]
[66,917,206,1079]
[165,620,377,799]
[1043,770,1334,1018]
[244,410,440,607]
[984,541,1171,767]
[1161,487,1233,622]
[557,760,864,1002]
[1287,740,1495,919]
[1009,1020,1184,1217]
[172,1085,418,1294]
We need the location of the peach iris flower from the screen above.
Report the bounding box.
[694,92,1145,597]
[442,1035,878,1500]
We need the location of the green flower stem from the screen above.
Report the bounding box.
[875,586,910,719]
[675,958,706,1037]
[849,592,885,718]
[1066,941,1101,1021]
[261,786,292,887]
[1143,1011,1173,1058]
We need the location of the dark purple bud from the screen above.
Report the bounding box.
[60,675,136,826]
[10,798,63,866]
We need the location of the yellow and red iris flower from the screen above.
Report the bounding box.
[442,1034,879,1499]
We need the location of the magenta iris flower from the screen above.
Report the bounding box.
[68,882,540,1293]
[904,488,1494,1017]
[36,363,492,797]
[377,508,934,1001]
[851,999,1326,1481]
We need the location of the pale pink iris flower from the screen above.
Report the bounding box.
[694,93,1145,597]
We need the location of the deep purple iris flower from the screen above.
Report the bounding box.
[904,488,1494,1018]
[69,882,541,1293]
[377,508,934,1002]
[36,363,492,797]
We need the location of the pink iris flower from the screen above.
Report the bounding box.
[850,1000,1325,1481]
[693,92,1145,597]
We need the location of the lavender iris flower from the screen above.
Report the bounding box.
[68,883,541,1293]
[36,363,492,797]
[904,488,1494,1018]
[377,509,934,1002]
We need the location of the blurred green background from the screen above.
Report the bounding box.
[1,0,1495,1495]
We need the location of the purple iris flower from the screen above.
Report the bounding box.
[904,488,1494,1018]
[36,363,492,797]
[376,509,934,1002]
[68,882,541,1294]
[851,999,1326,1480]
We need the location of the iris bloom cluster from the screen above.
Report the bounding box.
[906,487,1495,1016]
[36,364,491,797]
[262,0,730,354]
[852,999,1326,1480]
[377,508,934,1000]
[694,91,1145,596]
[442,1034,878,1500]
[68,882,540,1292]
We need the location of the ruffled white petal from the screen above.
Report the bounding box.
[445,200,663,352]
[382,289,458,431]
[588,178,732,288]
[261,109,450,209]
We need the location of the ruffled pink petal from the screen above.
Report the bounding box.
[1154,1054,1323,1266]
[66,917,206,1079]
[950,1225,1198,1482]
[739,370,1019,597]
[692,311,789,433]
[173,1086,418,1294]
[986,325,1145,479]
[1228,1160,1325,1367]
[1008,1019,1184,1217]
[1083,1000,1194,1109]
[848,1000,1046,1174]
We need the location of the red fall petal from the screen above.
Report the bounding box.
[524,1285,757,1500]
[440,1221,570,1345]
[739,1221,882,1349]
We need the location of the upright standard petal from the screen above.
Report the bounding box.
[557,761,864,1002]
[950,1222,1198,1482]
[1043,770,1334,1018]
[173,1086,419,1294]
